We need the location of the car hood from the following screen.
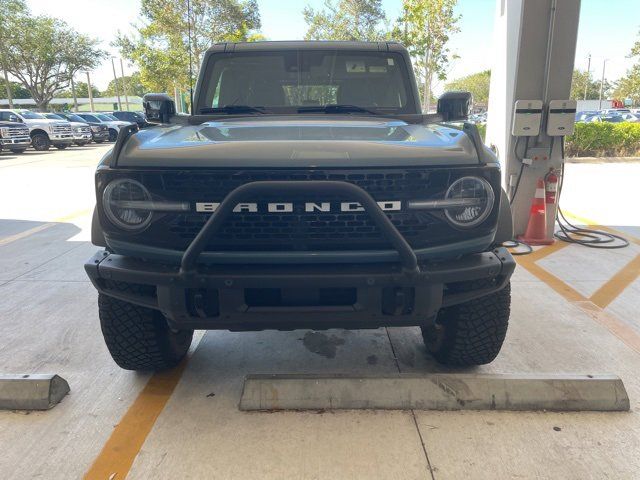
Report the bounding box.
[68,121,89,128]
[117,116,483,168]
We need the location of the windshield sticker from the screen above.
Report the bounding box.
[387,58,395,65]
[369,66,387,73]
[346,60,366,73]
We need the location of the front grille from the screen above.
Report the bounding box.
[75,126,91,133]
[5,127,29,138]
[52,124,72,135]
[101,167,499,253]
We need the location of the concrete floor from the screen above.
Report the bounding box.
[0,146,639,479]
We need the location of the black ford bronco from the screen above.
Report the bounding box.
[85,41,515,371]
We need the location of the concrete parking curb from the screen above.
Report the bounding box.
[240,373,630,412]
[0,374,70,410]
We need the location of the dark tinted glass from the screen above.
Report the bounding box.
[201,50,414,114]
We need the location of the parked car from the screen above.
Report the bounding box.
[586,114,625,123]
[618,113,640,123]
[601,108,631,115]
[86,41,515,371]
[0,119,31,154]
[575,111,597,122]
[108,111,150,129]
[0,109,73,151]
[43,113,92,146]
[76,113,134,142]
[56,112,110,144]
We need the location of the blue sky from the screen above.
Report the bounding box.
[26,0,640,91]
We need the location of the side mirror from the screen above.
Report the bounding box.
[9,115,19,122]
[437,91,472,121]
[143,93,176,124]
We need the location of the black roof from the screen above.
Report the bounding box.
[206,40,407,54]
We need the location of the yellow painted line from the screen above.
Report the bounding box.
[84,360,189,480]
[589,254,640,309]
[518,255,640,356]
[525,240,570,262]
[0,222,56,247]
[0,208,92,248]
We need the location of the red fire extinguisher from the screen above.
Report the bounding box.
[544,168,559,205]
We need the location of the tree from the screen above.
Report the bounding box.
[56,81,101,99]
[303,0,387,41]
[0,0,28,106]
[116,0,261,97]
[445,70,491,104]
[0,8,106,110]
[612,30,640,106]
[570,69,611,100]
[393,0,460,112]
[103,72,146,97]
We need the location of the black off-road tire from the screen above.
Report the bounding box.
[98,294,193,371]
[55,144,69,150]
[31,133,50,151]
[108,129,118,142]
[421,283,511,366]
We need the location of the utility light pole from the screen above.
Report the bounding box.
[111,57,122,111]
[2,67,12,108]
[86,71,95,112]
[583,54,591,100]
[599,59,608,110]
[119,58,130,111]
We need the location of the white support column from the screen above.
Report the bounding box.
[486,0,581,238]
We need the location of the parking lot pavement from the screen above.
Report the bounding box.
[1,147,640,479]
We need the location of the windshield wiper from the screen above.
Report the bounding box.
[297,104,380,115]
[200,105,270,114]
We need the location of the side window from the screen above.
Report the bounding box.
[0,112,7,121]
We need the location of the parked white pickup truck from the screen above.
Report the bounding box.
[0,109,73,151]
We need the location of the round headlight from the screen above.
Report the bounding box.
[444,176,495,228]
[103,179,153,231]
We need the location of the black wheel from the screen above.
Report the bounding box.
[10,149,26,154]
[74,141,88,146]
[94,139,104,144]
[421,283,511,366]
[31,133,50,151]
[99,293,193,371]
[55,144,69,150]
[108,129,118,142]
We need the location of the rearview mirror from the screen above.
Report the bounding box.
[143,93,176,124]
[437,91,472,121]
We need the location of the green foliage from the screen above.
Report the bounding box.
[565,122,640,157]
[392,0,460,111]
[116,0,261,95]
[56,81,101,99]
[570,69,611,100]
[0,1,106,109]
[445,70,490,104]
[612,31,640,106]
[103,73,146,97]
[8,81,31,99]
[303,0,387,41]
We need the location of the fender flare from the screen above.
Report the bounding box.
[493,188,513,245]
[91,207,107,247]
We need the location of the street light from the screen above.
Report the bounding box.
[85,71,95,112]
[583,53,591,101]
[110,57,122,111]
[599,59,608,110]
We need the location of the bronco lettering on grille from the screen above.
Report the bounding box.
[195,201,402,213]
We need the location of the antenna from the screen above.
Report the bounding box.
[187,0,194,114]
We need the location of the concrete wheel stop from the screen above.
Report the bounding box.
[0,374,70,410]
[239,373,630,412]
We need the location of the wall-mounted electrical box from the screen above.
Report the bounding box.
[511,100,543,136]
[547,99,577,136]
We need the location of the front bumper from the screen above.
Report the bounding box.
[87,179,515,330]
[50,134,73,145]
[85,247,515,330]
[1,137,31,148]
[92,131,109,141]
[74,133,92,141]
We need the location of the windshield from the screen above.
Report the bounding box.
[45,113,64,120]
[104,114,119,121]
[18,110,44,119]
[96,114,112,121]
[199,50,415,115]
[63,114,86,123]
[80,114,99,122]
